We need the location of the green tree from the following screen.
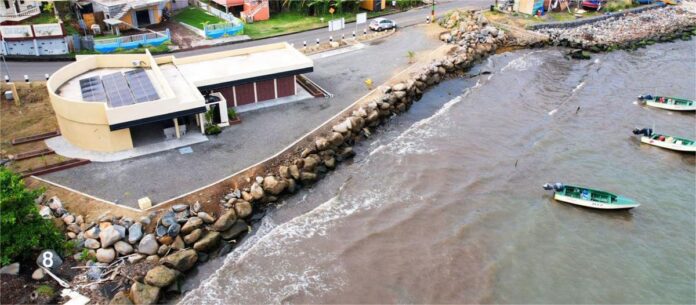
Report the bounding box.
[0,168,64,266]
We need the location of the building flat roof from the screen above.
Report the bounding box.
[174,43,314,88]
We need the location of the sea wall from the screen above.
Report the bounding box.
[536,6,696,51]
[527,3,664,30]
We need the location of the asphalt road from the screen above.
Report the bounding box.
[1,0,492,80]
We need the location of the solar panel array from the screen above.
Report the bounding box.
[125,69,159,103]
[79,76,106,102]
[78,68,159,108]
[102,72,135,107]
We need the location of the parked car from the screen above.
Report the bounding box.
[369,18,397,31]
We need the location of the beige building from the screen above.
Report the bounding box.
[47,42,313,153]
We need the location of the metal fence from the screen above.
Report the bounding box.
[93,29,170,53]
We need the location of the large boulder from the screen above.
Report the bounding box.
[262,176,287,195]
[130,282,160,305]
[234,200,252,218]
[303,156,319,172]
[160,249,198,272]
[315,137,330,151]
[300,172,317,184]
[114,241,134,256]
[145,266,179,288]
[250,182,264,200]
[193,231,221,252]
[99,226,121,248]
[221,220,249,240]
[109,290,133,305]
[181,217,202,234]
[212,210,237,232]
[279,166,291,179]
[328,132,344,147]
[96,248,116,263]
[85,227,100,239]
[85,238,101,249]
[289,165,300,180]
[183,228,203,245]
[392,83,407,91]
[138,234,158,255]
[197,212,215,224]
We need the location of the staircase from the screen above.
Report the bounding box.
[242,0,268,22]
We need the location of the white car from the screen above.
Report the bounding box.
[369,18,397,31]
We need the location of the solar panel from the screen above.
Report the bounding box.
[125,69,159,103]
[102,72,135,108]
[79,76,106,102]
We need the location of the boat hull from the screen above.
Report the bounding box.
[645,100,696,111]
[641,136,696,152]
[554,193,639,210]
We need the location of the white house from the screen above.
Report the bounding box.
[0,0,41,24]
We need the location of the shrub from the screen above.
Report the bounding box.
[0,168,64,266]
[205,124,222,135]
[78,248,95,262]
[227,108,237,120]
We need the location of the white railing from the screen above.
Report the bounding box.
[197,1,237,23]
[0,6,40,21]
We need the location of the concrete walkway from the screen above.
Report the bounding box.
[45,133,209,162]
[41,23,444,207]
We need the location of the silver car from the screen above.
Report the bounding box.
[369,18,397,31]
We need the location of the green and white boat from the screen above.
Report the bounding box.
[543,183,639,210]
[633,128,696,152]
[638,95,696,111]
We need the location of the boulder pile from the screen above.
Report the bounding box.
[537,7,696,51]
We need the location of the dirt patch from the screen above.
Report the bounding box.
[149,21,203,49]
[1,256,81,305]
[0,82,67,173]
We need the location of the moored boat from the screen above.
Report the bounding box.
[632,128,696,152]
[543,183,639,210]
[638,95,696,111]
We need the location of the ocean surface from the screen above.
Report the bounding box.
[178,40,696,304]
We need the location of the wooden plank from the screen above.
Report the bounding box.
[21,159,91,178]
[13,148,55,161]
[12,131,61,145]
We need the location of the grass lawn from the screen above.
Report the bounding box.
[174,7,226,29]
[243,8,412,40]
[20,11,57,24]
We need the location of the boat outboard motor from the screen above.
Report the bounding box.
[637,94,652,101]
[543,183,564,191]
[632,128,653,137]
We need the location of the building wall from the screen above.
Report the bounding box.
[255,79,275,102]
[1,38,68,56]
[276,76,295,98]
[235,83,255,105]
[215,76,298,108]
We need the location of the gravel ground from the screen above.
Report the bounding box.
[41,24,443,207]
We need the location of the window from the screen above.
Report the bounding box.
[3,0,10,9]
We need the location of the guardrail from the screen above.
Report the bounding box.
[94,29,170,53]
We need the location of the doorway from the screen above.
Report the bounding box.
[135,9,151,27]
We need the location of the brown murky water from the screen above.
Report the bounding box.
[179,40,695,304]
